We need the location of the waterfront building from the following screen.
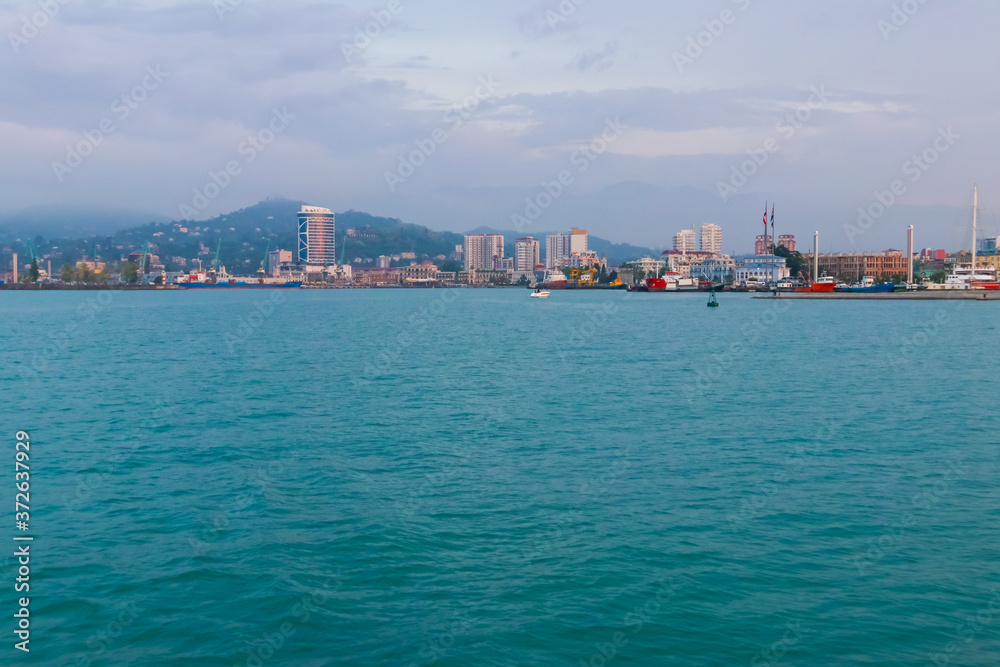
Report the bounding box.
[297,206,336,268]
[565,250,602,269]
[734,255,789,285]
[688,256,736,283]
[377,255,392,268]
[803,250,910,280]
[755,235,775,255]
[268,249,293,275]
[674,229,697,253]
[546,234,571,269]
[354,269,401,286]
[570,228,589,255]
[778,234,796,252]
[458,269,513,285]
[514,237,540,272]
[401,262,439,282]
[979,237,999,254]
[464,234,505,270]
[700,224,722,254]
[628,256,666,279]
[975,253,1000,270]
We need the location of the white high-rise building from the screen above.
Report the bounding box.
[674,229,697,253]
[464,234,505,270]
[297,206,336,267]
[570,228,588,255]
[546,234,571,269]
[700,224,722,254]
[514,237,540,272]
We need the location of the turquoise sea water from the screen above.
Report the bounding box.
[3,289,1000,666]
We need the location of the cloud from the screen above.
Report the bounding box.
[568,41,616,72]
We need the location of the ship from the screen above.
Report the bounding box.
[834,277,895,293]
[646,277,667,292]
[796,276,837,292]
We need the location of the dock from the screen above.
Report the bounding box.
[754,292,1000,301]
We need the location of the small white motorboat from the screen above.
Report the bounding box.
[530,289,550,298]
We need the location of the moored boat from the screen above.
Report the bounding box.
[646,277,667,292]
[834,277,895,293]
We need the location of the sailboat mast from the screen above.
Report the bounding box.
[972,185,978,276]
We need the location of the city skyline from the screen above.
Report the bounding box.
[4,2,1000,250]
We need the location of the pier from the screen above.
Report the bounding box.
[754,291,1000,301]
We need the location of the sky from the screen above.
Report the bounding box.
[2,0,1000,250]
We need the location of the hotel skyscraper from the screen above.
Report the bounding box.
[297,206,337,267]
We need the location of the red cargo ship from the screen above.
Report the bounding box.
[645,278,667,292]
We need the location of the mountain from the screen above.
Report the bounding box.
[6,199,466,272]
[0,206,170,242]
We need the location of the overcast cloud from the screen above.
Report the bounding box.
[2,0,998,249]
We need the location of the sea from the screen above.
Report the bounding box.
[3,288,1000,666]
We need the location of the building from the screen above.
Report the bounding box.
[570,228,589,255]
[377,255,392,269]
[734,255,789,284]
[401,262,439,282]
[975,254,1000,270]
[688,256,736,283]
[700,224,722,254]
[778,234,796,252]
[920,248,947,261]
[979,237,999,254]
[464,234,504,270]
[514,237,540,272]
[565,250,602,269]
[755,235,775,255]
[268,249,293,274]
[628,256,666,280]
[297,206,337,268]
[458,269,513,285]
[674,229,697,253]
[803,250,910,280]
[354,269,401,286]
[546,234,571,269]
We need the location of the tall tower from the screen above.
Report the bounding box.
[297,206,337,268]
